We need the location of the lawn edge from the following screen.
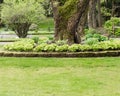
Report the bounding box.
[0,50,120,57]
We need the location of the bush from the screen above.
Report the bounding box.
[44,44,57,52]
[55,40,67,46]
[32,36,39,44]
[33,43,47,52]
[85,33,108,42]
[55,44,68,52]
[68,44,81,52]
[85,29,108,45]
[80,45,92,51]
[85,38,99,45]
[1,0,45,38]
[4,39,34,51]
[104,17,120,36]
[92,40,120,51]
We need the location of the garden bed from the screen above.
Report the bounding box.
[0,50,120,57]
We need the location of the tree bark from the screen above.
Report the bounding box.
[51,0,90,44]
[88,0,97,29]
[0,0,4,27]
[97,0,102,27]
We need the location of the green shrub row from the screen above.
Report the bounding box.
[4,39,120,52]
[4,39,34,51]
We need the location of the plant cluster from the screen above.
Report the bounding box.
[4,39,34,51]
[85,28,108,45]
[4,39,120,52]
[104,17,120,36]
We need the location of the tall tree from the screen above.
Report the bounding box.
[88,0,97,29]
[97,0,102,27]
[0,0,3,27]
[51,0,90,44]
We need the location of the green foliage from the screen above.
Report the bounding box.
[80,45,92,51]
[32,36,39,44]
[85,29,108,45]
[85,28,98,35]
[55,44,68,52]
[101,7,111,16]
[4,39,120,52]
[114,28,120,36]
[44,44,57,52]
[39,37,49,43]
[47,35,54,40]
[33,43,47,52]
[68,44,81,52]
[41,0,53,17]
[85,38,99,45]
[55,40,67,46]
[1,0,45,28]
[92,40,120,51]
[4,39,34,51]
[104,17,120,36]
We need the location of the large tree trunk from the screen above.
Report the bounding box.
[0,0,4,27]
[51,0,90,44]
[88,0,97,29]
[97,0,102,27]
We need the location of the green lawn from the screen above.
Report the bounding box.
[0,57,120,96]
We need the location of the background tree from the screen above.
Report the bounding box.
[0,0,3,27]
[88,0,97,29]
[51,0,90,44]
[1,0,45,38]
[42,0,53,17]
[88,0,102,29]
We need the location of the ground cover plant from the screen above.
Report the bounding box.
[3,38,120,52]
[0,57,120,96]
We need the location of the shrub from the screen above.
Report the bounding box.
[104,17,120,36]
[92,40,120,51]
[39,37,49,43]
[44,44,57,52]
[55,44,68,52]
[32,36,39,44]
[33,43,47,52]
[68,44,81,52]
[4,39,34,51]
[80,45,92,51]
[85,38,99,45]
[1,0,45,38]
[85,29,108,45]
[55,40,67,46]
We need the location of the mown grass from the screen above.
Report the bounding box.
[39,18,54,30]
[0,57,120,96]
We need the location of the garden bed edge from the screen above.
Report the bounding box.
[0,50,120,57]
